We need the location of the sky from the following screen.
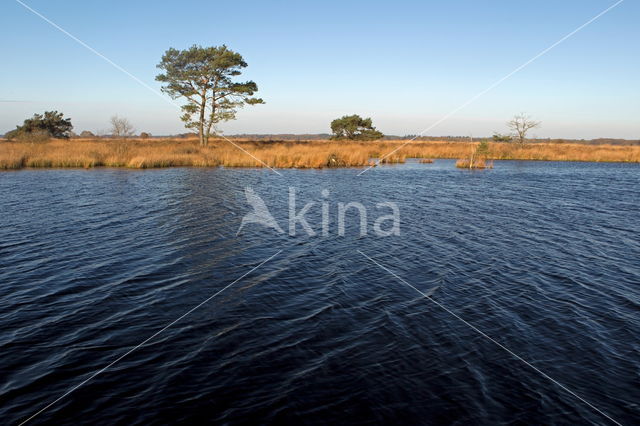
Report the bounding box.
[1,0,638,139]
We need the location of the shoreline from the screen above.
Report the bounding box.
[1,139,639,170]
[3,158,640,173]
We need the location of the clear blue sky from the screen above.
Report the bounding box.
[1,0,638,138]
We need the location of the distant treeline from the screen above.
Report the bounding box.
[3,131,637,146]
[221,134,640,146]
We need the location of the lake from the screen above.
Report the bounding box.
[1,160,639,424]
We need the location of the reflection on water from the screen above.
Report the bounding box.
[0,160,639,424]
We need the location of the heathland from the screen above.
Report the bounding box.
[1,138,639,170]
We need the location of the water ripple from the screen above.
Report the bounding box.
[0,162,638,424]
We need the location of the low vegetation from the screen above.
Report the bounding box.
[1,138,639,170]
[456,140,494,169]
[455,158,493,169]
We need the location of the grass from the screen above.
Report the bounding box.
[455,158,493,169]
[1,138,639,170]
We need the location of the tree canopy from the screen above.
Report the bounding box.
[330,115,383,141]
[156,45,263,146]
[5,111,73,140]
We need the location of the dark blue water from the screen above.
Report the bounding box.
[1,160,639,425]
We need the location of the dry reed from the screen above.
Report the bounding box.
[455,158,493,169]
[0,138,639,170]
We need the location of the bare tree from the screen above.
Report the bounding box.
[507,113,540,144]
[109,115,135,139]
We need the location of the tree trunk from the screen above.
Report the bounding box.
[205,122,213,144]
[204,86,218,146]
[199,92,207,146]
[205,102,215,145]
[198,111,205,146]
[198,123,205,146]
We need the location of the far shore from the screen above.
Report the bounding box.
[1,138,639,170]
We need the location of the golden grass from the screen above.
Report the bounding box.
[0,138,639,170]
[455,158,493,169]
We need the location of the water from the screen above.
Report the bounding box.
[1,160,639,425]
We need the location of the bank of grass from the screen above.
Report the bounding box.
[455,158,494,169]
[1,138,639,170]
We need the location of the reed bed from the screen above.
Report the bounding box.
[455,158,493,169]
[1,138,639,170]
